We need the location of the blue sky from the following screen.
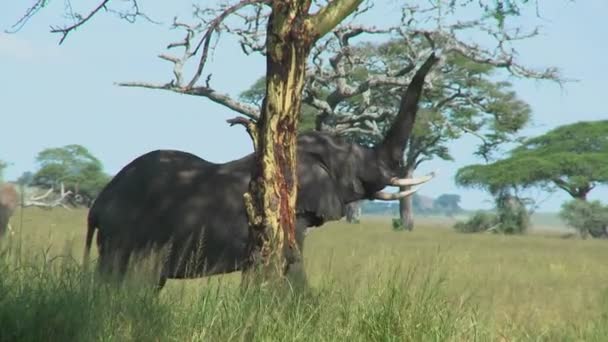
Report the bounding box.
[1,1,606,212]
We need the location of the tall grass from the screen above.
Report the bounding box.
[0,246,485,341]
[2,208,608,341]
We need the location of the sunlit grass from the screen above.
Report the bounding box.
[1,208,607,341]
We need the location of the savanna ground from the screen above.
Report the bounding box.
[1,208,607,341]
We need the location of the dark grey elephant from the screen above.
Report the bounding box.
[0,183,18,238]
[85,53,440,289]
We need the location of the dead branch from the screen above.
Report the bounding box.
[22,183,72,210]
[117,81,260,120]
[10,0,156,44]
[115,1,269,119]
[7,0,49,34]
[50,0,111,44]
[227,116,259,150]
[187,0,270,88]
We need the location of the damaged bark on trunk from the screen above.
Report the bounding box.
[244,0,364,283]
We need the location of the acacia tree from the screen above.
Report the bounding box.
[239,4,554,229]
[33,144,110,206]
[12,0,564,279]
[456,121,608,201]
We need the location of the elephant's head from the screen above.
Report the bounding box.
[296,52,440,225]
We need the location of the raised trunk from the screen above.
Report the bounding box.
[398,166,416,231]
[378,54,440,165]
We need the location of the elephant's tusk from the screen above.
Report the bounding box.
[389,170,437,187]
[373,188,418,201]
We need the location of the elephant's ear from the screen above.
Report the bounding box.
[296,154,344,226]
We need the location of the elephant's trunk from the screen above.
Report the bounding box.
[376,52,440,165]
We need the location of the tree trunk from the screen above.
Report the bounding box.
[244,7,310,283]
[345,201,361,224]
[243,0,364,285]
[398,165,416,231]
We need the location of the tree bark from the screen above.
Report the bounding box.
[244,0,364,284]
[398,165,416,231]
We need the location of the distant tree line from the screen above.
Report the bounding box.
[361,193,463,217]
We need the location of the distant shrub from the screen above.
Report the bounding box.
[559,199,608,239]
[392,218,405,231]
[454,211,498,233]
[454,193,530,235]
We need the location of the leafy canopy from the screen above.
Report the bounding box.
[380,45,531,165]
[456,120,608,198]
[33,144,109,200]
[240,37,532,165]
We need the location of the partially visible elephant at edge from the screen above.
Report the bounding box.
[85,53,441,290]
[0,183,18,238]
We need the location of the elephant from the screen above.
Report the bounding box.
[0,183,18,238]
[84,52,440,289]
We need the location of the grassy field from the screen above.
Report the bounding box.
[1,208,608,341]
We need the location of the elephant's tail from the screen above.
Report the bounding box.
[84,208,97,268]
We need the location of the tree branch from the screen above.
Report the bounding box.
[117,81,260,119]
[49,0,111,44]
[307,0,364,39]
[187,0,269,88]
[227,116,259,150]
[23,183,72,209]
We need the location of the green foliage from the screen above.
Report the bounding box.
[239,38,531,164]
[456,120,608,198]
[239,77,316,133]
[559,199,608,238]
[33,144,109,202]
[454,211,497,233]
[392,218,406,231]
[454,193,529,234]
[16,171,34,186]
[350,40,531,161]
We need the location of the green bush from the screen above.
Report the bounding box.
[454,193,530,235]
[392,218,405,230]
[559,199,608,238]
[454,211,498,233]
